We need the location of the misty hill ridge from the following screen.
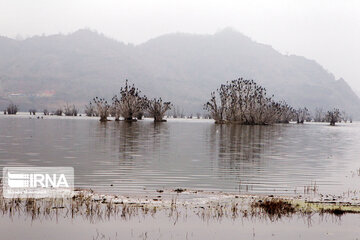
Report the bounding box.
[0,29,359,117]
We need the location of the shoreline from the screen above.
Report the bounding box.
[2,188,360,222]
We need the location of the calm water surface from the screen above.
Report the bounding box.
[1,115,360,196]
[2,212,360,240]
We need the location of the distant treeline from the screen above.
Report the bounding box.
[3,78,349,126]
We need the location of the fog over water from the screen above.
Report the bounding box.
[1,0,360,93]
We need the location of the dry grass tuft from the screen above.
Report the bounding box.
[251,198,296,220]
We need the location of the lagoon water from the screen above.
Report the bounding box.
[1,114,360,197]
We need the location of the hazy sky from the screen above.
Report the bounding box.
[1,0,360,93]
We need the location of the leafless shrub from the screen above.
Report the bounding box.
[277,101,295,123]
[204,90,226,123]
[93,97,110,122]
[314,107,325,122]
[204,78,292,125]
[109,102,120,120]
[54,108,63,116]
[6,103,18,115]
[326,108,341,126]
[147,98,172,122]
[64,104,78,116]
[43,109,49,115]
[84,102,97,117]
[171,106,184,118]
[294,107,309,124]
[111,80,148,121]
[172,107,178,118]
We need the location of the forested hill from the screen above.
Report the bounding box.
[0,29,359,117]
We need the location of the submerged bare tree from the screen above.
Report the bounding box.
[111,80,148,121]
[172,105,184,118]
[277,101,295,123]
[326,108,341,126]
[84,102,97,117]
[204,89,227,124]
[314,107,325,122]
[64,104,78,116]
[172,106,178,118]
[43,109,49,115]
[294,107,309,124]
[147,98,172,122]
[109,100,121,121]
[29,109,36,115]
[93,97,110,122]
[6,103,18,115]
[54,108,63,116]
[341,111,348,123]
[204,78,292,125]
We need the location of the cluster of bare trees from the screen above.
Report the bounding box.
[314,107,325,122]
[204,78,294,125]
[147,98,171,122]
[52,104,78,116]
[3,103,18,115]
[90,80,172,122]
[54,108,63,116]
[92,97,110,122]
[84,102,97,117]
[294,107,309,124]
[325,108,342,126]
[111,80,148,121]
[204,78,351,126]
[64,104,78,116]
[171,106,184,118]
[313,108,349,125]
[1,78,352,127]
